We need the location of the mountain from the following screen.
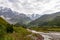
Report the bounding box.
[29,12,60,26]
[10,13,31,25]
[0,7,31,24]
[27,14,41,20]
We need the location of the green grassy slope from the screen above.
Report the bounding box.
[29,12,60,26]
[0,17,9,26]
[0,17,33,40]
[4,27,32,40]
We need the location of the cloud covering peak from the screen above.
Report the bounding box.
[0,0,60,14]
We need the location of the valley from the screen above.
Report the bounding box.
[0,7,60,40]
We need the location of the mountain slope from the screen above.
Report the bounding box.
[0,7,31,24]
[29,12,60,26]
[0,17,9,26]
[10,13,31,25]
[27,14,41,20]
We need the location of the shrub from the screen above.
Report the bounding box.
[6,25,14,33]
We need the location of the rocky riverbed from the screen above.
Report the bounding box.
[27,29,60,40]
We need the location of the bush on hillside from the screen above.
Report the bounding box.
[6,24,14,33]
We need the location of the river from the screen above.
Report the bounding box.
[27,29,60,40]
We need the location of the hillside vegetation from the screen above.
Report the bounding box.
[0,17,31,40]
[0,17,41,40]
[0,17,9,26]
[29,12,60,27]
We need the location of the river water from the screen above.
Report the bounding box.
[27,29,60,40]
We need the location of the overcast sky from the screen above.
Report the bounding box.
[0,0,60,14]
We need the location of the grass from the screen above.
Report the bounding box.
[0,17,43,40]
[0,17,9,26]
[30,27,60,32]
[3,27,33,40]
[0,17,36,40]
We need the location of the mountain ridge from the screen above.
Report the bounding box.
[29,12,60,26]
[0,7,31,25]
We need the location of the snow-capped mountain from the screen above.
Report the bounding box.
[27,14,41,20]
[0,7,31,24]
